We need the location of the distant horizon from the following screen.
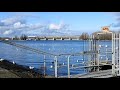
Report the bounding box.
[1,29,120,38]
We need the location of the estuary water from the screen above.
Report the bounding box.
[0,40,112,77]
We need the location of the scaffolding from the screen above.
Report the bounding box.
[112,32,120,76]
[87,34,100,71]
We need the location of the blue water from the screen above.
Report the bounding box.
[0,40,112,77]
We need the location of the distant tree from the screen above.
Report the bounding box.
[80,32,89,40]
[13,35,19,40]
[20,34,28,40]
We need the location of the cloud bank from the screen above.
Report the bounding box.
[0,16,70,37]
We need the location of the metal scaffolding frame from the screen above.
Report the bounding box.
[88,34,100,71]
[112,32,120,76]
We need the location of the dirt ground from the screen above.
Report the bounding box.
[0,67,20,78]
[0,60,43,78]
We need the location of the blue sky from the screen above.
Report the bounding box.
[0,12,119,37]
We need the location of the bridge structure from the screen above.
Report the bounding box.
[1,31,120,78]
[27,36,81,40]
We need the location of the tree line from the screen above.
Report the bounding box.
[79,32,112,40]
[12,33,112,40]
[0,32,112,40]
[13,34,28,40]
[14,32,112,40]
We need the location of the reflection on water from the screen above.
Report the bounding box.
[0,40,112,76]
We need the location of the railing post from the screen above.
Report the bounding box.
[112,33,115,76]
[118,33,120,76]
[68,55,71,78]
[54,56,58,78]
[97,44,100,71]
[97,34,100,71]
[43,55,46,76]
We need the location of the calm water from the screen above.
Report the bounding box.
[0,40,112,76]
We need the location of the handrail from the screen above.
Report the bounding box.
[0,40,99,57]
[0,40,57,56]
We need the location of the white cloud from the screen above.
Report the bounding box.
[1,16,23,26]
[14,22,21,28]
[0,16,69,36]
[49,23,61,30]
[14,22,26,29]
[48,21,66,30]
[29,23,44,29]
[3,30,13,35]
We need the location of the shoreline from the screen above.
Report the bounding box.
[0,59,44,78]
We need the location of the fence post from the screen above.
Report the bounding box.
[54,56,58,78]
[68,55,71,78]
[43,55,46,77]
[112,33,115,76]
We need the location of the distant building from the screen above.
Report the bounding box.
[2,37,12,40]
[101,26,110,33]
[27,36,36,40]
[101,24,113,33]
